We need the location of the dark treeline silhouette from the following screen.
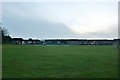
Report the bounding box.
[6,37,120,45]
[0,25,12,44]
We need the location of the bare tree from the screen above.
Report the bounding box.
[0,23,9,37]
[0,23,11,44]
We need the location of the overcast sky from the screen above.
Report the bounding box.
[1,0,118,39]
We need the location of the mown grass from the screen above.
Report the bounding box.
[2,45,118,78]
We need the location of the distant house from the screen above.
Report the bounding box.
[113,39,120,45]
[22,38,41,45]
[45,39,88,45]
[12,38,119,45]
[88,40,113,45]
[65,39,87,45]
[45,39,61,45]
[44,39,114,45]
[13,38,23,44]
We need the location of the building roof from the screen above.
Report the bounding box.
[13,38,23,40]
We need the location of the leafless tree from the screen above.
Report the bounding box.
[0,23,9,36]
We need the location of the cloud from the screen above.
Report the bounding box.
[2,2,118,39]
[87,25,118,38]
[3,10,81,39]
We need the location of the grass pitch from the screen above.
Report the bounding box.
[2,45,118,78]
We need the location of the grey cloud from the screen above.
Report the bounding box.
[3,13,118,39]
[2,2,117,39]
[87,25,118,38]
[3,13,81,39]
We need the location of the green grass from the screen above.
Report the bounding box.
[2,45,118,78]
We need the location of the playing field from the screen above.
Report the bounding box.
[2,45,118,78]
